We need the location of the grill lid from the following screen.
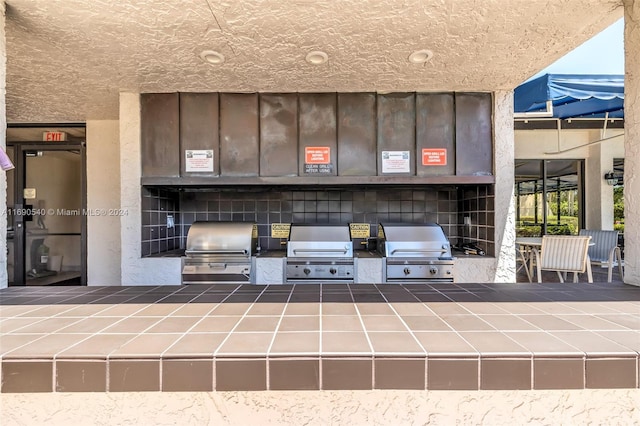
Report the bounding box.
[287,224,353,258]
[185,222,257,257]
[377,223,452,259]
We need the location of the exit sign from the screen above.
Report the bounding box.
[43,131,67,142]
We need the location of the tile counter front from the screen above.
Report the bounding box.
[257,250,384,284]
[149,249,492,285]
[1,282,638,392]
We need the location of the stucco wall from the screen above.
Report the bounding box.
[1,390,639,425]
[493,90,516,283]
[455,257,498,282]
[0,4,7,289]
[624,0,640,286]
[86,120,121,285]
[515,128,624,159]
[119,92,182,285]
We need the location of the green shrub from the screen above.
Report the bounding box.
[547,224,572,235]
[516,225,541,237]
[516,216,577,236]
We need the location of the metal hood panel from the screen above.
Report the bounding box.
[377,223,452,258]
[287,224,353,258]
[185,222,257,256]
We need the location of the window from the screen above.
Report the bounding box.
[515,160,584,236]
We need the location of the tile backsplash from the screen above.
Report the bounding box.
[458,186,495,256]
[141,187,180,256]
[141,186,494,256]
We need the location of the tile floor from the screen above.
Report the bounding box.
[0,282,638,392]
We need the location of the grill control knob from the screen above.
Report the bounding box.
[303,268,311,275]
[403,267,411,275]
[329,268,337,275]
[430,267,438,275]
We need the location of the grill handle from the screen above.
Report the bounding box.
[185,249,249,256]
[390,249,447,255]
[292,249,349,254]
[208,263,227,269]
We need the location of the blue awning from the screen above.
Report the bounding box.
[514,74,624,119]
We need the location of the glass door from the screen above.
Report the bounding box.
[6,146,16,284]
[9,143,86,286]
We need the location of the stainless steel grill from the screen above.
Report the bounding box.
[181,222,257,284]
[285,224,354,283]
[377,223,454,283]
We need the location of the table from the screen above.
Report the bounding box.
[515,238,541,281]
[515,237,542,247]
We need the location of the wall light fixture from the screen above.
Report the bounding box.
[604,172,618,186]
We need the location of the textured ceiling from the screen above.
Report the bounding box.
[5,0,623,122]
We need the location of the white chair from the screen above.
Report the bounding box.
[532,235,593,283]
[578,229,624,282]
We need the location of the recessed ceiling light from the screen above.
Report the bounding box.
[199,50,225,65]
[408,49,434,64]
[305,51,328,65]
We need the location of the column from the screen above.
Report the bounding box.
[493,90,517,282]
[86,120,121,285]
[0,4,7,288]
[623,0,640,286]
[119,92,181,285]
